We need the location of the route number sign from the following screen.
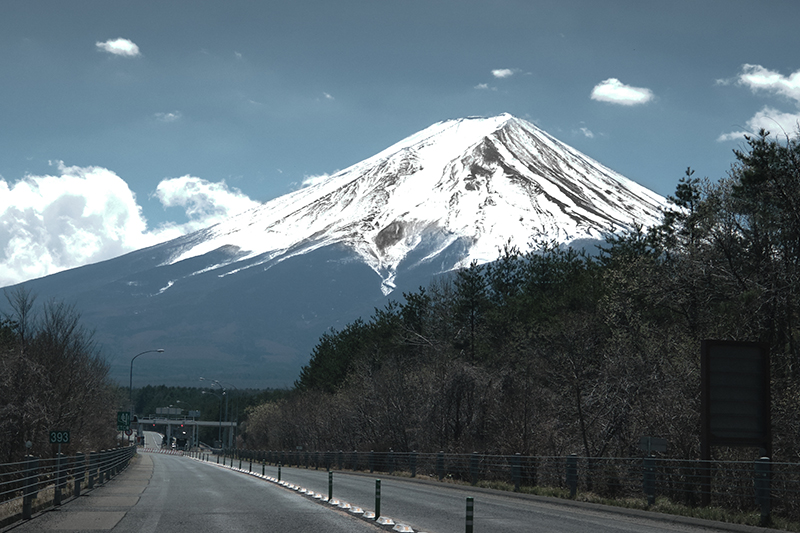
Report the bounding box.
[117,411,131,431]
[49,430,70,444]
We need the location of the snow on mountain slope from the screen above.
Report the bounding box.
[163,114,667,295]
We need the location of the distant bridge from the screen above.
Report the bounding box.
[135,416,237,448]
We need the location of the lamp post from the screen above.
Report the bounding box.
[201,390,225,447]
[129,349,165,415]
[200,377,239,446]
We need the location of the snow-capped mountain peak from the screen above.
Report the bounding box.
[164,114,667,295]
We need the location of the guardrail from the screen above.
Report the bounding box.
[0,446,137,527]
[214,449,800,525]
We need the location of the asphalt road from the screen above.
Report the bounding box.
[8,443,380,533]
[253,463,768,533]
[9,436,780,533]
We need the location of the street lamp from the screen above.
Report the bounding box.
[201,390,225,447]
[200,377,239,445]
[129,349,165,414]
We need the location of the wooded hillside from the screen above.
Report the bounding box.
[242,130,800,462]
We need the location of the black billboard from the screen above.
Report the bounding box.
[701,340,771,455]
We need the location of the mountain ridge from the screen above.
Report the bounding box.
[3,114,668,387]
[157,113,666,295]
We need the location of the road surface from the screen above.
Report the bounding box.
[9,438,779,533]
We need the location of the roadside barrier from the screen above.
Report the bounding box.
[0,446,137,527]
[206,448,800,525]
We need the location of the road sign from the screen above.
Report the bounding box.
[639,436,667,454]
[49,430,70,444]
[117,411,131,431]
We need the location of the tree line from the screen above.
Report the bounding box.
[241,130,800,462]
[0,289,120,463]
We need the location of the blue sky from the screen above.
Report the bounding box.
[2,0,799,286]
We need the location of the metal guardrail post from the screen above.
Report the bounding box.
[369,450,375,473]
[470,452,480,486]
[375,479,381,518]
[466,496,474,533]
[328,470,333,500]
[411,451,418,478]
[643,456,656,506]
[22,455,39,520]
[54,453,65,505]
[436,451,445,481]
[98,450,106,484]
[754,457,771,526]
[88,451,97,488]
[75,452,85,497]
[511,453,521,492]
[566,454,578,498]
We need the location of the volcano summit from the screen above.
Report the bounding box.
[161,113,665,295]
[4,114,668,387]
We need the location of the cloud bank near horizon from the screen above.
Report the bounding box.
[718,64,800,141]
[0,164,260,288]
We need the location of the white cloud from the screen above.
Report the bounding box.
[718,65,800,141]
[96,38,141,57]
[737,64,800,102]
[154,176,260,232]
[492,68,516,79]
[580,127,595,139]
[323,92,334,100]
[155,111,182,122]
[590,78,654,106]
[717,106,800,141]
[301,174,332,188]
[0,165,260,287]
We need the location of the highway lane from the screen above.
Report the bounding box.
[9,441,769,533]
[141,430,162,449]
[9,448,381,533]
[251,463,764,533]
[111,454,382,533]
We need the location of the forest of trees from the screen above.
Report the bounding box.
[241,130,800,463]
[0,289,121,464]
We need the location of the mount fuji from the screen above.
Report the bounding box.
[4,114,668,388]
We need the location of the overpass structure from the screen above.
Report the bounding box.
[136,416,237,448]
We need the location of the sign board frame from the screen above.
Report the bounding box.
[701,340,771,456]
[117,411,131,431]
[49,430,70,444]
[639,436,667,454]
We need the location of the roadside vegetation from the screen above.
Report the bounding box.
[242,129,800,465]
[0,289,120,463]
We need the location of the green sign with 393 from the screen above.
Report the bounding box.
[49,430,70,444]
